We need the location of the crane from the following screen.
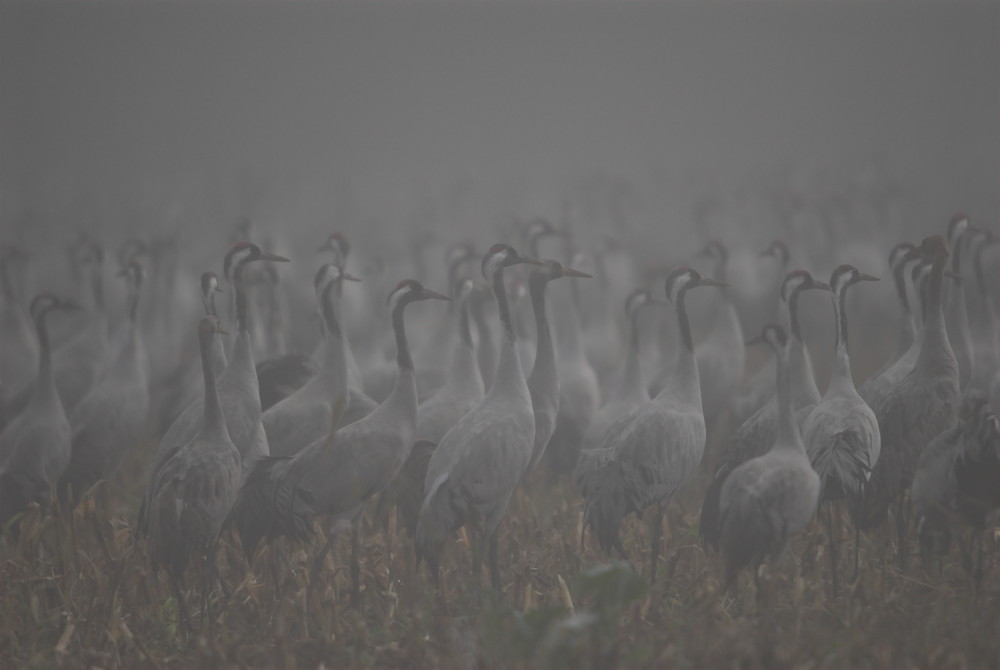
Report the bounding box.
[801,264,881,592]
[718,323,820,593]
[145,315,240,630]
[230,278,449,605]
[0,294,78,525]
[701,270,829,550]
[263,263,360,457]
[853,234,960,569]
[580,267,726,582]
[416,244,541,591]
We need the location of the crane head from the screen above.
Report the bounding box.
[386,279,450,311]
[830,264,879,294]
[780,270,830,303]
[318,232,351,261]
[917,234,949,265]
[664,267,726,304]
[29,293,79,320]
[759,239,790,268]
[224,242,290,280]
[746,323,787,353]
[624,288,657,317]
[314,263,361,296]
[481,244,541,280]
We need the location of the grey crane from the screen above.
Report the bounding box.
[966,229,999,395]
[151,242,288,473]
[416,244,540,590]
[0,295,77,525]
[52,240,109,415]
[853,234,960,569]
[861,242,917,384]
[60,259,150,504]
[911,392,999,587]
[146,315,240,629]
[801,264,881,592]
[701,270,829,550]
[525,258,593,472]
[0,245,38,408]
[579,267,726,582]
[719,323,820,592]
[578,289,657,455]
[858,251,930,408]
[944,215,974,391]
[263,264,361,457]
[547,248,601,475]
[159,272,228,429]
[729,239,791,424]
[412,243,477,401]
[378,277,484,538]
[230,278,448,605]
[693,240,745,427]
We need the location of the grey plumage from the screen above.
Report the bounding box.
[719,324,820,590]
[580,267,724,581]
[146,315,240,626]
[854,235,960,548]
[230,279,447,573]
[0,295,76,524]
[60,260,150,504]
[525,259,593,472]
[263,264,360,457]
[911,393,1000,571]
[579,289,655,456]
[802,264,881,590]
[416,244,538,588]
[701,270,829,550]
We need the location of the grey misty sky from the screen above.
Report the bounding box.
[0,0,996,238]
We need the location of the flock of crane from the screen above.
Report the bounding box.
[0,210,998,629]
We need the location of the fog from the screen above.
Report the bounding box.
[1,0,996,249]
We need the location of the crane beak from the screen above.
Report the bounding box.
[812,280,832,292]
[699,277,728,288]
[858,273,880,282]
[261,252,290,263]
[342,271,362,282]
[421,288,452,301]
[562,266,592,279]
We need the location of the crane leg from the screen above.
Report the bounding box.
[895,496,909,571]
[488,529,502,595]
[168,571,191,636]
[648,504,664,584]
[825,504,839,596]
[308,527,338,614]
[852,524,861,583]
[350,519,362,609]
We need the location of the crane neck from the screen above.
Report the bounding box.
[458,294,474,348]
[471,296,496,390]
[774,343,803,452]
[392,297,414,371]
[829,284,856,392]
[492,264,516,344]
[90,266,105,313]
[0,256,15,303]
[892,259,912,316]
[529,274,554,377]
[32,308,59,408]
[126,278,140,324]
[234,263,251,335]
[200,328,228,439]
[781,289,804,342]
[916,255,956,374]
[619,308,644,398]
[320,283,342,340]
[658,288,700,405]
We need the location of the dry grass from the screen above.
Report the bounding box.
[0,437,998,670]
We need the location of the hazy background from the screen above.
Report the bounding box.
[0,0,996,250]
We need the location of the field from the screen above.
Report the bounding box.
[0,432,997,670]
